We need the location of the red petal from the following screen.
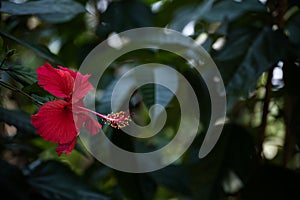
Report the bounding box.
[58,66,94,101]
[31,100,79,143]
[56,137,77,156]
[85,115,101,135]
[72,100,101,135]
[73,74,94,101]
[36,63,74,98]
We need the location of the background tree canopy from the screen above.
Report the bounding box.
[1,0,300,199]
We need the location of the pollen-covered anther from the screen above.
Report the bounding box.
[106,111,131,129]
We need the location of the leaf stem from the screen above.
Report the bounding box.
[0,80,43,105]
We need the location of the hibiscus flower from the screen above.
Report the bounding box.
[31,63,130,155]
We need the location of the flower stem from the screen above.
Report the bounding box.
[76,106,117,121]
[76,106,131,129]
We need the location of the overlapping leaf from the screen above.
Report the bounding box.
[0,0,85,23]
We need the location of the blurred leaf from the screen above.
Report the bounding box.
[214,26,260,61]
[0,160,30,200]
[27,160,110,200]
[141,0,161,5]
[22,82,56,105]
[115,170,157,200]
[97,79,120,115]
[170,0,214,31]
[97,66,176,119]
[135,66,177,110]
[202,0,266,22]
[149,165,191,196]
[220,28,288,110]
[74,142,89,158]
[0,107,36,136]
[242,165,300,200]
[170,0,266,31]
[154,0,200,27]
[84,163,112,187]
[286,12,300,44]
[189,124,256,199]
[170,0,265,31]
[5,65,37,86]
[97,0,153,37]
[283,61,300,147]
[110,128,157,200]
[0,0,85,23]
[0,36,3,49]
[0,29,61,64]
[22,82,51,96]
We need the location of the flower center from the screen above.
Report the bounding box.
[75,106,131,129]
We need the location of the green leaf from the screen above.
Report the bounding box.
[219,28,288,110]
[27,160,110,200]
[5,65,37,86]
[286,12,300,44]
[97,0,153,37]
[202,0,266,22]
[189,124,257,199]
[110,129,157,200]
[0,36,3,49]
[83,163,112,188]
[0,0,85,23]
[141,0,161,5]
[115,170,157,200]
[149,165,191,196]
[0,107,36,136]
[135,66,177,110]
[97,66,176,118]
[0,29,61,64]
[170,0,214,31]
[22,82,51,96]
[170,0,265,31]
[0,160,31,200]
[214,27,260,61]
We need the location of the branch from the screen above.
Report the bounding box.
[257,66,274,160]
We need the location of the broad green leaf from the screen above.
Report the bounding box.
[97,0,153,37]
[202,0,266,22]
[154,0,201,27]
[170,0,265,31]
[170,0,214,31]
[214,27,260,61]
[189,124,256,199]
[112,129,157,200]
[27,160,110,200]
[219,28,288,110]
[0,29,61,64]
[0,0,85,23]
[0,107,36,136]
